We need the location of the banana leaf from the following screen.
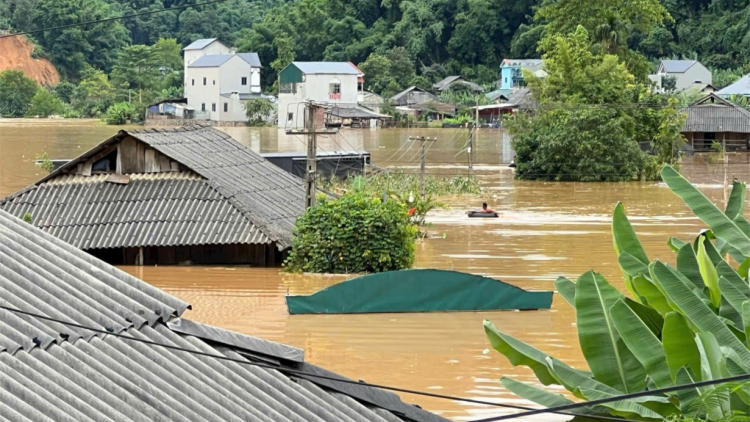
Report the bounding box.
[724,180,746,219]
[652,261,750,362]
[610,299,673,388]
[696,332,732,420]
[720,349,750,407]
[554,276,576,308]
[612,202,649,264]
[575,271,646,393]
[668,237,688,252]
[500,377,583,409]
[677,244,704,289]
[675,367,702,413]
[738,258,750,279]
[694,233,723,267]
[484,320,573,385]
[545,357,623,397]
[618,252,650,278]
[661,165,750,257]
[716,261,750,298]
[634,274,674,316]
[697,237,722,308]
[719,277,748,322]
[743,301,750,347]
[663,312,701,380]
[623,297,664,338]
[575,388,667,421]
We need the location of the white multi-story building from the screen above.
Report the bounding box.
[649,60,712,93]
[182,38,264,123]
[277,62,365,129]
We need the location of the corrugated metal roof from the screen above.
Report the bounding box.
[660,60,696,73]
[292,62,360,75]
[717,74,750,96]
[0,210,449,422]
[188,53,262,68]
[0,126,305,249]
[682,93,750,133]
[183,38,219,50]
[1,173,269,249]
[237,52,262,67]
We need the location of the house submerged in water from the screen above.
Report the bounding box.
[0,208,449,422]
[0,125,305,266]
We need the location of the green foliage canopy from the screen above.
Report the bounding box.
[0,70,38,117]
[285,193,417,273]
[26,88,65,117]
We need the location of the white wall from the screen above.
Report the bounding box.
[277,72,359,128]
[218,56,255,96]
[656,63,713,92]
[185,67,221,120]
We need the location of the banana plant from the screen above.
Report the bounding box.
[485,165,750,421]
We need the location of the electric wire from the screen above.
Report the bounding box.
[0,0,230,39]
[0,304,640,422]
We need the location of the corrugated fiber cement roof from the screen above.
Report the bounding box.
[0,209,449,422]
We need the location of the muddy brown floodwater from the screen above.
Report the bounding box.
[2,121,749,421]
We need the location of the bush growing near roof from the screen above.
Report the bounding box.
[105,102,134,125]
[486,165,750,422]
[285,192,417,274]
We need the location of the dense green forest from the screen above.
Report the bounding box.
[0,0,748,118]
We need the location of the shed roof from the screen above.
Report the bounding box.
[183,38,221,50]
[188,53,262,68]
[0,126,304,249]
[717,74,750,96]
[682,93,750,133]
[390,86,439,103]
[501,59,544,71]
[660,60,697,73]
[0,209,448,422]
[292,62,361,75]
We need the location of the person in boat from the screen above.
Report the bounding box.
[466,203,497,216]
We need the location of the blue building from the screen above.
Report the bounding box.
[499,59,545,90]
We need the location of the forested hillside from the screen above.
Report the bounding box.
[0,0,748,117]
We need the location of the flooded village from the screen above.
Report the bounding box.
[1,0,750,421]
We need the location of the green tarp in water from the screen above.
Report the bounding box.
[286,269,553,314]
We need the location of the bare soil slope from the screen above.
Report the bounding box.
[0,36,59,86]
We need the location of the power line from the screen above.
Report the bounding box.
[470,374,750,422]
[0,304,635,422]
[0,0,230,39]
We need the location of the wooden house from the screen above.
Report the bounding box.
[0,126,305,265]
[681,93,750,152]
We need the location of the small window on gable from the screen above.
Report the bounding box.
[92,149,118,173]
[241,77,248,85]
[213,80,216,85]
[192,79,195,86]
[203,77,207,85]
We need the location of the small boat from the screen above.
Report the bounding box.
[467,211,498,218]
[286,269,553,314]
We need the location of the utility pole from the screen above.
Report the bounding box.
[410,136,436,197]
[286,102,337,209]
[467,123,473,177]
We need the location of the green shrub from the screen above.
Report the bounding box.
[26,88,65,117]
[105,102,133,125]
[285,193,417,273]
[486,165,750,422]
[245,97,275,126]
[0,70,39,117]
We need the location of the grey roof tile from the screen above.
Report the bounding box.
[292,62,360,75]
[682,93,750,133]
[183,38,219,50]
[0,210,448,422]
[660,60,697,73]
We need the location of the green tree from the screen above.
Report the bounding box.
[285,193,417,273]
[31,0,128,78]
[53,81,76,104]
[244,98,275,126]
[358,53,395,94]
[110,44,161,104]
[0,70,38,117]
[105,102,134,125]
[71,67,116,117]
[26,88,65,117]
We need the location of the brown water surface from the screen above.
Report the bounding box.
[1,122,748,421]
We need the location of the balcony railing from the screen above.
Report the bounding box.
[329,93,341,100]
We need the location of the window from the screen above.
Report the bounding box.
[358,81,363,91]
[211,103,216,112]
[504,78,507,83]
[191,79,195,86]
[329,83,341,94]
[241,77,247,85]
[213,80,215,85]
[203,77,206,85]
[223,103,228,112]
[288,112,293,121]
[279,83,296,94]
[92,149,118,173]
[201,103,206,111]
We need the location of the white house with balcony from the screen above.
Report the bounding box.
[277,62,366,129]
[182,38,265,123]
